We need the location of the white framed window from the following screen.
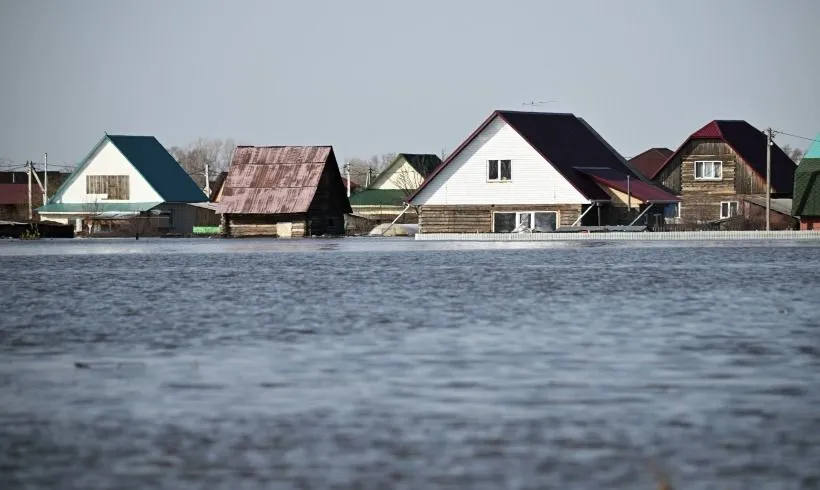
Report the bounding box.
[487,159,512,182]
[492,211,557,232]
[694,161,722,181]
[720,201,739,219]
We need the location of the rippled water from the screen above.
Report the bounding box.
[1,238,820,489]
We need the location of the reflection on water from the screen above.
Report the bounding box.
[1,239,820,489]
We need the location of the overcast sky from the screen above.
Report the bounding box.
[1,0,818,169]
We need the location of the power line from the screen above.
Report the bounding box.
[772,130,818,143]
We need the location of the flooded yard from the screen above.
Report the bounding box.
[1,238,819,489]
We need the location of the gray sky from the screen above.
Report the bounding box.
[1,0,818,170]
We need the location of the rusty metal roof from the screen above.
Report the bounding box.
[217,146,333,214]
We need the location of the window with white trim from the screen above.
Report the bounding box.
[694,161,722,180]
[720,201,739,219]
[488,159,511,181]
[493,211,557,232]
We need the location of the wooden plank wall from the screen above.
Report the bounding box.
[419,204,582,233]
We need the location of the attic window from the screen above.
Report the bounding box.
[695,161,722,181]
[488,160,511,182]
[86,175,130,200]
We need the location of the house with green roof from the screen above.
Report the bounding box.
[38,134,208,235]
[349,153,441,222]
[792,134,820,230]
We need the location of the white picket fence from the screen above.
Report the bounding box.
[415,231,820,241]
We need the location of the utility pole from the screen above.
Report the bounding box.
[344,162,351,197]
[766,128,774,231]
[204,163,211,196]
[27,161,33,220]
[627,175,632,211]
[44,153,48,201]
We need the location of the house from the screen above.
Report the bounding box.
[408,110,678,233]
[792,134,820,230]
[37,134,208,235]
[0,171,70,221]
[0,184,29,220]
[349,153,442,222]
[217,146,351,237]
[649,120,797,228]
[628,148,672,180]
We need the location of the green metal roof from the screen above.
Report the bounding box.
[348,189,407,206]
[107,135,206,202]
[38,202,161,213]
[805,133,820,159]
[45,134,207,206]
[792,158,820,217]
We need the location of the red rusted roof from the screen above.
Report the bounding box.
[0,184,29,205]
[650,120,796,193]
[217,146,337,214]
[575,168,679,203]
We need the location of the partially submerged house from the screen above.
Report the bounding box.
[792,134,820,230]
[217,146,351,237]
[38,134,208,235]
[349,153,441,222]
[407,110,678,233]
[649,120,797,228]
[628,148,672,180]
[0,171,70,221]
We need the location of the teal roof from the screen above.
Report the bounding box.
[792,158,820,217]
[107,135,206,202]
[38,202,161,213]
[46,134,207,206]
[805,133,820,159]
[348,189,407,206]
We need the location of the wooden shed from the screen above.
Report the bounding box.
[217,146,351,237]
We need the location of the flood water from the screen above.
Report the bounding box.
[1,238,819,489]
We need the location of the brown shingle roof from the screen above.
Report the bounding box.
[217,146,344,215]
[627,148,673,179]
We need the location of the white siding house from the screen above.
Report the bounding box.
[408,110,678,233]
[412,116,589,206]
[38,134,207,235]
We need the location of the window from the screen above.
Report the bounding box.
[488,160,511,181]
[493,211,557,232]
[694,161,722,181]
[720,201,739,219]
[86,175,130,200]
[663,202,681,219]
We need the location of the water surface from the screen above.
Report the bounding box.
[1,238,819,489]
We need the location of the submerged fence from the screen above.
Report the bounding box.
[415,231,820,241]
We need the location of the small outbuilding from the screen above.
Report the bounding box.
[217,146,351,237]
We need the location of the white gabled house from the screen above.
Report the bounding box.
[408,110,678,233]
[38,134,208,235]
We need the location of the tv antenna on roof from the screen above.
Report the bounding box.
[521,100,556,111]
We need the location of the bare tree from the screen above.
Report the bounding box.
[344,153,397,186]
[168,138,236,189]
[82,198,103,235]
[780,144,805,163]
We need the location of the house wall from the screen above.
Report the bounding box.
[800,218,820,231]
[419,204,582,233]
[411,116,590,206]
[372,159,424,190]
[54,140,163,205]
[225,214,308,237]
[154,203,198,234]
[655,140,765,223]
